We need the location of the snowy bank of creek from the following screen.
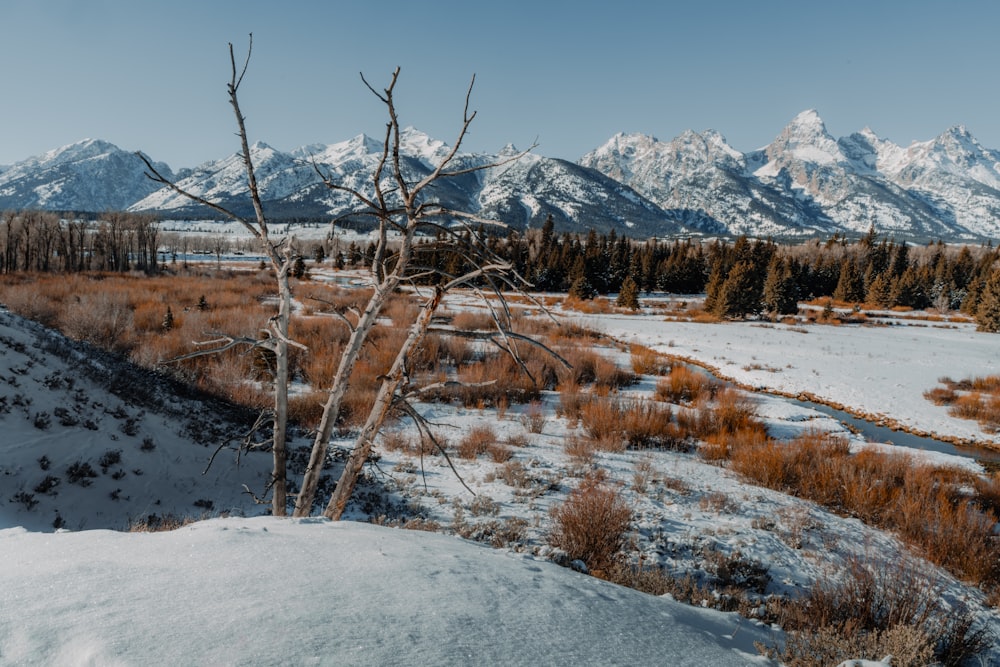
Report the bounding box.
[678,357,1000,466]
[561,306,1000,466]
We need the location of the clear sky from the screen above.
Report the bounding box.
[1,0,998,168]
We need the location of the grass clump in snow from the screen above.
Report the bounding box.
[721,428,1000,590]
[925,374,1000,432]
[549,476,632,575]
[764,554,990,667]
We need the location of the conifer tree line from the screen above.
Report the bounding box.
[3,209,1000,330]
[407,217,1000,328]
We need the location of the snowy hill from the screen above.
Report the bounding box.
[0,517,777,666]
[0,308,272,531]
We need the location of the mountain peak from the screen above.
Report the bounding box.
[398,126,450,162]
[792,108,824,124]
[784,109,832,139]
[765,109,842,166]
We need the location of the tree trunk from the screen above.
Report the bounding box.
[323,287,442,520]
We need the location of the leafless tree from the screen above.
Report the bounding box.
[293,67,546,519]
[138,36,300,516]
[139,36,555,519]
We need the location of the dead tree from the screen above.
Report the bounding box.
[290,67,550,519]
[137,36,299,516]
[141,37,553,519]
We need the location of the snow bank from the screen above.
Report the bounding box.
[0,518,774,666]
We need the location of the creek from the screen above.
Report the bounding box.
[681,362,1000,466]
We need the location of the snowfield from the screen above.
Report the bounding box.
[567,302,1000,448]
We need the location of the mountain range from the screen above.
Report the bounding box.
[2,111,999,241]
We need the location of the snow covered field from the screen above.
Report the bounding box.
[568,301,1000,448]
[2,292,1000,664]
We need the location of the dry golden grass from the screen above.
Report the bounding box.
[721,424,1000,587]
[923,386,958,406]
[450,310,497,331]
[629,344,670,375]
[655,364,716,404]
[770,554,987,667]
[562,296,615,314]
[564,434,597,464]
[0,271,419,420]
[456,425,497,460]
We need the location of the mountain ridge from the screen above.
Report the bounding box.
[1,114,999,241]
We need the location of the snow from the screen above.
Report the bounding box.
[0,517,774,666]
[568,303,1000,447]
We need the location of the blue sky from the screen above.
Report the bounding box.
[2,0,998,168]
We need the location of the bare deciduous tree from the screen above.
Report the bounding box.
[140,36,556,519]
[139,37,299,516]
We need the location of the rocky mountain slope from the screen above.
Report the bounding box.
[3,113,1000,241]
[581,110,1000,241]
[0,139,172,212]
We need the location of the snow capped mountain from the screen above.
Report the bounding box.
[124,129,682,236]
[6,113,1000,241]
[475,150,681,235]
[130,141,317,217]
[585,111,1000,241]
[581,129,834,237]
[0,139,171,212]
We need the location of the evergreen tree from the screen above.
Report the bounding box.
[616,275,640,310]
[890,266,929,309]
[762,256,798,315]
[314,244,326,264]
[162,306,174,331]
[540,213,555,250]
[833,257,865,303]
[975,270,1000,332]
[712,261,762,319]
[292,255,308,279]
[568,274,597,301]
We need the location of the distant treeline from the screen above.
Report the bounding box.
[403,216,1000,329]
[0,210,160,274]
[3,209,1000,330]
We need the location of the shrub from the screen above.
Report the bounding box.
[66,461,98,486]
[486,443,514,463]
[629,344,669,375]
[32,412,51,430]
[923,386,958,406]
[618,399,680,450]
[558,347,635,390]
[33,475,61,495]
[549,478,632,574]
[520,401,547,434]
[10,491,38,510]
[770,555,989,666]
[99,449,123,472]
[128,514,196,532]
[655,365,715,404]
[702,547,770,593]
[456,425,496,460]
[563,435,596,465]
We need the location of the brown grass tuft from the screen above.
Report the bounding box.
[549,478,632,574]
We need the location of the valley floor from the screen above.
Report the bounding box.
[2,292,1000,664]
